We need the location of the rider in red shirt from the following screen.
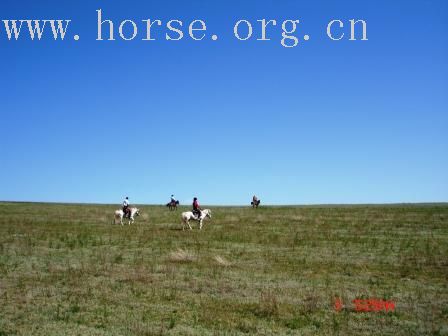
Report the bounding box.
[192,197,202,218]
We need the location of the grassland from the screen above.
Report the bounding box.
[0,202,447,335]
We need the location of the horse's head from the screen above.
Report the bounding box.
[135,208,140,216]
[205,209,212,218]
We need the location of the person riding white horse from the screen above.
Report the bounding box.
[122,197,131,218]
[114,207,140,225]
[192,197,201,219]
[181,209,212,230]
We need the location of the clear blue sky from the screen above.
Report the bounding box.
[1,0,447,205]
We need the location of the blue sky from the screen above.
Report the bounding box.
[1,0,447,205]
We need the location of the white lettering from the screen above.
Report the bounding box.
[189,20,206,41]
[234,20,253,41]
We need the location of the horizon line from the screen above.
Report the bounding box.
[1,200,447,207]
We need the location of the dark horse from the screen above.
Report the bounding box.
[251,200,261,208]
[166,200,180,211]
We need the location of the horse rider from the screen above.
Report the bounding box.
[122,197,130,218]
[192,197,202,219]
[170,194,176,204]
[252,195,260,208]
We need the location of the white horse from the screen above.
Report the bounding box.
[181,209,212,230]
[114,207,140,226]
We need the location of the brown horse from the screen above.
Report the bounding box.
[166,200,180,211]
[251,200,261,208]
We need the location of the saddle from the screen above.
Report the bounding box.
[123,208,131,218]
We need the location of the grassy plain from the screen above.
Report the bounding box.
[0,202,447,335]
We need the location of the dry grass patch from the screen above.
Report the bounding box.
[168,248,196,263]
[214,255,232,267]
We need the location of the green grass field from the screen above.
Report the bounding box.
[0,202,447,335]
